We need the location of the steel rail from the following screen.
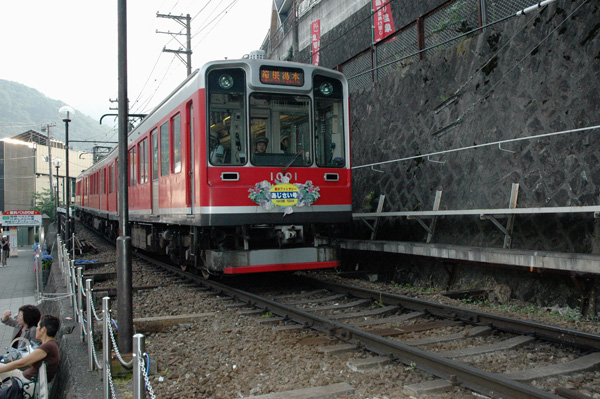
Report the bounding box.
[304,277,600,352]
[134,253,564,399]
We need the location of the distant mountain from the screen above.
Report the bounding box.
[0,80,114,151]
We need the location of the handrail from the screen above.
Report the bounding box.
[354,205,600,219]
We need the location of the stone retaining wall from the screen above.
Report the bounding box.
[348,0,600,253]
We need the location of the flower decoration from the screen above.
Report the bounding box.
[248,179,321,215]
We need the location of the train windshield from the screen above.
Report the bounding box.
[314,75,345,167]
[250,93,312,167]
[208,69,247,166]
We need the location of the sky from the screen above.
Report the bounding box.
[0,0,273,124]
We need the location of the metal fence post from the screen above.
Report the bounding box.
[70,260,77,319]
[132,334,145,399]
[86,279,94,371]
[76,266,83,341]
[102,297,111,399]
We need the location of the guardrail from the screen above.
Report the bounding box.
[55,236,155,399]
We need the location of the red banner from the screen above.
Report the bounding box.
[373,0,395,43]
[311,19,321,66]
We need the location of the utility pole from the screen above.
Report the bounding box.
[156,13,192,76]
[117,0,133,354]
[41,123,57,206]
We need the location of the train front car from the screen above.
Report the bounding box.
[200,59,351,275]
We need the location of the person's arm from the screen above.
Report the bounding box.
[0,348,47,373]
[2,313,18,328]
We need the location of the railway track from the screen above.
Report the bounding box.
[128,251,600,399]
[76,221,599,399]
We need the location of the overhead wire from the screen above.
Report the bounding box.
[192,0,241,50]
[128,0,218,118]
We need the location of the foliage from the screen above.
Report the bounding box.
[31,189,56,221]
[431,2,473,35]
[284,46,294,61]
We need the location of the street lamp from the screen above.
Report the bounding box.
[53,158,62,206]
[59,106,74,246]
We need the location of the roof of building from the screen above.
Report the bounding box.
[11,130,65,149]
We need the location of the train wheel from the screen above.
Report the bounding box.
[201,268,211,280]
[197,250,210,279]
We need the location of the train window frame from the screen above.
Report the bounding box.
[100,169,105,194]
[249,92,312,167]
[313,75,346,168]
[207,68,247,167]
[139,137,149,184]
[172,113,182,174]
[151,129,158,181]
[160,121,170,177]
[109,162,114,194]
[128,146,137,187]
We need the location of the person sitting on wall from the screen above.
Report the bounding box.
[1,305,41,350]
[255,136,268,154]
[0,314,61,396]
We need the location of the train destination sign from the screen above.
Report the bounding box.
[2,210,42,226]
[260,66,304,87]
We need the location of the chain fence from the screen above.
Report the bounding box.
[55,235,156,399]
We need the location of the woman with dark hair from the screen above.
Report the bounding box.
[0,314,61,395]
[1,304,41,348]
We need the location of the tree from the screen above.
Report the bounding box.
[32,189,56,221]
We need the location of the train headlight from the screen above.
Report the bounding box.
[218,74,234,89]
[319,82,333,96]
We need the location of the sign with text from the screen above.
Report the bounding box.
[2,210,42,226]
[373,0,395,43]
[311,19,321,66]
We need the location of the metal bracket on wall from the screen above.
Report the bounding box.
[407,190,442,243]
[360,195,386,240]
[480,183,519,249]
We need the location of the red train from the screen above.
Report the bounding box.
[75,56,351,276]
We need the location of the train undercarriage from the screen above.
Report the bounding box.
[78,210,340,277]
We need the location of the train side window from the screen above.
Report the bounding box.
[129,147,137,187]
[151,129,158,181]
[160,121,170,176]
[139,138,148,184]
[207,68,246,166]
[314,75,346,168]
[109,163,114,194]
[172,114,181,173]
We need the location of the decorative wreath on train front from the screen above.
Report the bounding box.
[248,176,320,216]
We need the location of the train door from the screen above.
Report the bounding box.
[187,102,194,215]
[151,128,159,214]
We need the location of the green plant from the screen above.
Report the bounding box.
[404,361,417,371]
[261,312,274,319]
[362,191,376,212]
[42,259,52,270]
[284,46,294,61]
[31,189,57,221]
[375,293,385,308]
